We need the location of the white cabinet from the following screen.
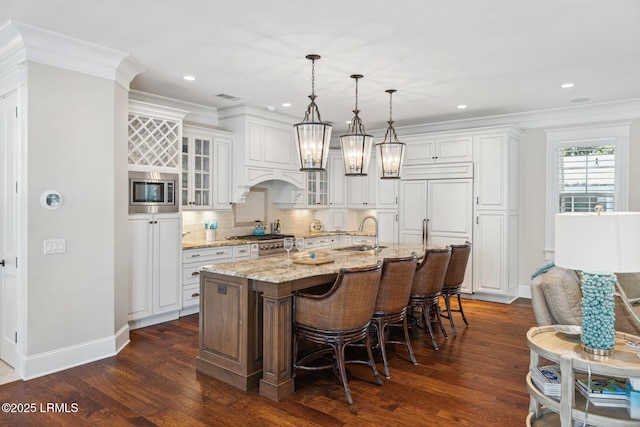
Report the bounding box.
[328,209,348,231]
[347,156,377,209]
[128,213,181,328]
[399,177,473,293]
[182,126,233,210]
[212,134,233,210]
[305,236,332,250]
[181,246,234,315]
[377,210,399,245]
[472,127,521,302]
[128,100,187,172]
[376,177,398,209]
[305,170,329,208]
[181,129,212,209]
[403,134,472,166]
[351,235,376,245]
[328,151,347,208]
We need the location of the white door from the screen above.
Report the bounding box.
[0,92,18,367]
[399,180,427,244]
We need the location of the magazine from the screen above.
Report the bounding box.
[575,377,626,398]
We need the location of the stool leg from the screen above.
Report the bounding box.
[402,315,418,365]
[422,302,439,350]
[444,294,457,336]
[373,319,391,379]
[335,342,353,405]
[433,304,448,339]
[365,332,384,386]
[458,294,470,327]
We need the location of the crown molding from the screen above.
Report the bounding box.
[371,98,640,136]
[0,20,144,89]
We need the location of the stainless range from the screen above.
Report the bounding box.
[226,234,295,257]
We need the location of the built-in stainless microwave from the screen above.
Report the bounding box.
[128,171,178,214]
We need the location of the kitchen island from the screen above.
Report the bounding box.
[196,243,427,401]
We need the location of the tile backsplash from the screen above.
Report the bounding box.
[182,204,376,244]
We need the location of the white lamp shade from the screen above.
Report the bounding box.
[555,212,640,272]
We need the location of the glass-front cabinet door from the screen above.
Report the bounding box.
[306,171,328,208]
[182,132,213,209]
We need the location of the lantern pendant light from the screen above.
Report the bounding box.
[293,54,333,171]
[376,89,405,179]
[340,74,373,176]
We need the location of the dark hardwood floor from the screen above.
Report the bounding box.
[0,298,536,426]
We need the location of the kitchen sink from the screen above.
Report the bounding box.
[334,245,386,252]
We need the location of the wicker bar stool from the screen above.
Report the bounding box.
[370,255,418,379]
[440,242,472,336]
[408,247,451,350]
[293,264,384,405]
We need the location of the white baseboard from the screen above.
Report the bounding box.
[179,305,199,317]
[128,310,179,330]
[114,323,130,354]
[519,284,532,299]
[22,334,119,380]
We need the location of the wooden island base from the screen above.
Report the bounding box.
[196,244,426,400]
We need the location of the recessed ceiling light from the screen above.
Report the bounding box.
[457,104,467,109]
[346,120,352,124]
[183,75,196,81]
[267,106,276,111]
[560,82,575,89]
[282,102,292,108]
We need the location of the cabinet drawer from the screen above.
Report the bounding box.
[183,264,204,284]
[183,246,232,263]
[182,284,200,308]
[352,236,375,245]
[232,245,251,259]
[313,237,332,248]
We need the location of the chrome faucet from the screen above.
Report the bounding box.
[358,215,380,252]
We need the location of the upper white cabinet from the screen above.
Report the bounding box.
[328,151,347,208]
[305,170,329,208]
[347,155,377,209]
[377,177,399,209]
[181,125,233,210]
[403,134,472,166]
[128,100,188,172]
[218,106,304,202]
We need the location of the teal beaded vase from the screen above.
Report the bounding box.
[580,271,616,355]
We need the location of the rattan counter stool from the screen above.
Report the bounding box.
[408,247,451,351]
[293,264,384,405]
[440,242,472,336]
[370,255,418,379]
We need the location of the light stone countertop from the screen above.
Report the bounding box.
[182,231,376,250]
[201,243,431,283]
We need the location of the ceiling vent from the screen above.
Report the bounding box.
[217,93,241,101]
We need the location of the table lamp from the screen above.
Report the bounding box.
[555,211,640,355]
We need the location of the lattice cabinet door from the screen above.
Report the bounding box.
[306,170,328,208]
[128,114,181,168]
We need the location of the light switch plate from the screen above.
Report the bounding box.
[44,239,66,254]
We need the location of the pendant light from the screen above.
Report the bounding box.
[340,74,373,176]
[376,89,405,179]
[293,54,332,171]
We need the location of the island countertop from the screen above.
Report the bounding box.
[201,243,430,283]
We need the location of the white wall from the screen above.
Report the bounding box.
[26,62,123,357]
[517,120,640,289]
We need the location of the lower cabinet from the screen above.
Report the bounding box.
[128,213,181,329]
[181,246,233,315]
[181,244,257,316]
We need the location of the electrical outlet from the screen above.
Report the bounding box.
[44,239,66,254]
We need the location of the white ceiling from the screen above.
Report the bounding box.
[3,0,640,133]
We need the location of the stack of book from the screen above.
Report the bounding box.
[532,365,562,398]
[575,377,627,407]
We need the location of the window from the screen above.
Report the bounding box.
[544,123,630,259]
[558,145,615,212]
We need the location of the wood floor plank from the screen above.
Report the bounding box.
[0,298,536,426]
